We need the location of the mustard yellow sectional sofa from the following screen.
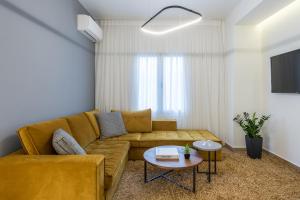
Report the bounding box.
[0,110,222,200]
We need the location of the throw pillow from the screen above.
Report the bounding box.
[96,112,127,139]
[52,129,86,155]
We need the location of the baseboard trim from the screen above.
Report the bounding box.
[224,143,246,151]
[225,143,300,171]
[262,149,300,172]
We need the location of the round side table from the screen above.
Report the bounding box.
[193,140,222,183]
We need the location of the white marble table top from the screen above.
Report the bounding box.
[193,140,222,151]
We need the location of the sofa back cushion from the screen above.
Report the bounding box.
[18,118,72,155]
[65,113,97,147]
[84,110,100,138]
[112,109,152,133]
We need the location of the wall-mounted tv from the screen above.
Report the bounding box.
[271,49,300,93]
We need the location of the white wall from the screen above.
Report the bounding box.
[259,1,300,167]
[225,17,263,148]
[225,0,300,167]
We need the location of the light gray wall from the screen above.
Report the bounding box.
[0,0,95,156]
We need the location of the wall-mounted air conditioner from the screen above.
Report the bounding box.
[77,14,102,42]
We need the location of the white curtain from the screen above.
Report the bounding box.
[95,20,227,140]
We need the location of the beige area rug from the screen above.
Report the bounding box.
[113,148,300,200]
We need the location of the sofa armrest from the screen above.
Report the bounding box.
[0,155,105,200]
[152,119,177,131]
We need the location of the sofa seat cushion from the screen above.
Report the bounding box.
[104,133,141,147]
[138,130,222,148]
[85,140,130,190]
[185,130,221,141]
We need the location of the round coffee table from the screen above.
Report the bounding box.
[143,145,203,193]
[193,140,222,182]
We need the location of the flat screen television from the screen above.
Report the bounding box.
[271,49,300,93]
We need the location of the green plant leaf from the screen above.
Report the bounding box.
[233,112,270,138]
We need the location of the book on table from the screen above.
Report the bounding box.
[155,147,179,160]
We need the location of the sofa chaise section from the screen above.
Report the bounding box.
[104,118,222,161]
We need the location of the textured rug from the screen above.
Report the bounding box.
[113,148,300,200]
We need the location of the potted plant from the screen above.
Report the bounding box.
[233,112,270,159]
[184,144,191,159]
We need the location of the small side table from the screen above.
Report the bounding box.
[193,140,222,183]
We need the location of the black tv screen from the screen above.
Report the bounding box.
[271,49,300,93]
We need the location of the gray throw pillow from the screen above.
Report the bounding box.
[52,129,86,155]
[96,112,127,139]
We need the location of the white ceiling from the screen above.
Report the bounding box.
[78,0,242,20]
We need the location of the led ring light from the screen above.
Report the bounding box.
[141,5,202,35]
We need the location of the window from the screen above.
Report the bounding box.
[136,55,185,114]
[137,56,158,111]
